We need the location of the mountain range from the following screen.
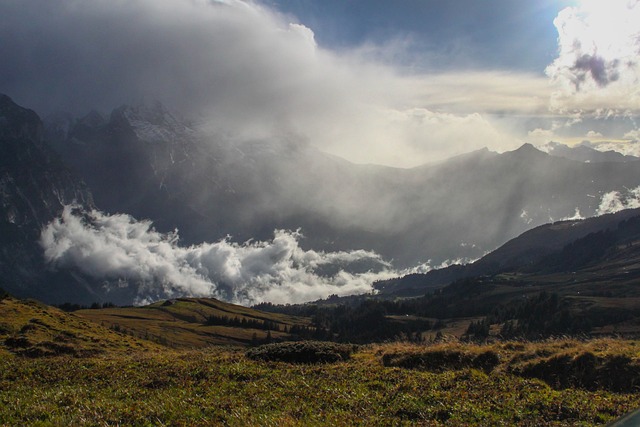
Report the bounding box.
[540,141,640,163]
[2,93,640,305]
[44,100,640,266]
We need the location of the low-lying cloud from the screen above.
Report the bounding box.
[597,186,640,216]
[41,205,396,305]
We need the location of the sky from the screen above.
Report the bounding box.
[266,0,572,72]
[1,0,639,166]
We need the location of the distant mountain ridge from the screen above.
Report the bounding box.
[540,141,640,163]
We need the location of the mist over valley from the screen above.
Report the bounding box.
[1,93,639,306]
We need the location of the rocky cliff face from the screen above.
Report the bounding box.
[0,94,93,301]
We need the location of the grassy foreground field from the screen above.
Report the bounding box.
[1,339,640,426]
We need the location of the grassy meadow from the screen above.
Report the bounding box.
[1,339,640,426]
[2,295,640,425]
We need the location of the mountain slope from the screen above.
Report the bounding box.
[0,294,160,357]
[371,207,640,336]
[423,234,640,336]
[376,208,640,297]
[0,94,94,302]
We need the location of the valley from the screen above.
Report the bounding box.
[3,93,640,306]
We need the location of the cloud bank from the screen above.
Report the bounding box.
[41,205,396,305]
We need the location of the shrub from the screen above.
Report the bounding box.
[382,348,500,373]
[4,336,32,349]
[246,341,356,364]
[512,351,640,392]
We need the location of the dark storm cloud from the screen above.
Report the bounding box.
[0,0,322,118]
[0,0,546,166]
[572,55,618,88]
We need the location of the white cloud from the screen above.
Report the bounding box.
[586,130,603,139]
[528,128,558,145]
[546,0,640,115]
[624,129,640,142]
[587,140,640,157]
[41,206,397,305]
[596,186,640,216]
[561,208,585,221]
[520,209,533,225]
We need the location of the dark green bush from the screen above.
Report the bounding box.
[246,341,356,364]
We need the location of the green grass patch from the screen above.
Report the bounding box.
[1,343,639,426]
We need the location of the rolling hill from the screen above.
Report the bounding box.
[1,292,313,356]
[0,294,160,357]
[74,297,312,348]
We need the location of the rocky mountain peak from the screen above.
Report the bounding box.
[513,142,543,155]
[78,110,106,128]
[0,94,44,144]
[539,141,639,163]
[0,94,95,302]
[110,102,195,144]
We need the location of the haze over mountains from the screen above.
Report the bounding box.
[45,100,640,265]
[2,93,640,306]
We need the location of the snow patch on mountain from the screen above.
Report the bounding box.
[122,102,196,144]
